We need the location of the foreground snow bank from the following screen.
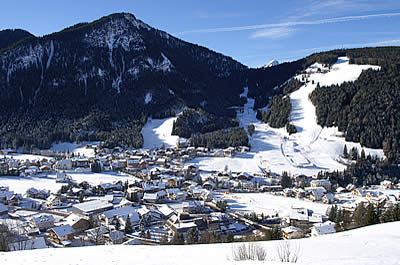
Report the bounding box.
[1,221,399,265]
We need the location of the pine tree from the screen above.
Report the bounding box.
[327,205,338,222]
[171,233,185,245]
[79,193,84,203]
[186,228,199,244]
[343,144,348,158]
[353,202,367,227]
[281,171,292,188]
[360,149,366,161]
[226,232,234,243]
[124,216,133,234]
[365,203,379,225]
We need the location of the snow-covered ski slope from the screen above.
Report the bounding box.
[190,57,384,175]
[141,117,179,149]
[2,221,399,265]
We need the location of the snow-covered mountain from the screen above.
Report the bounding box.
[262,59,279,68]
[0,13,245,119]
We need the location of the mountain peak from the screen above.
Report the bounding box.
[262,59,279,68]
[98,12,150,31]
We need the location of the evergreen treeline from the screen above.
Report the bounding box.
[317,152,400,187]
[247,59,305,109]
[0,111,144,150]
[0,29,34,50]
[327,202,400,232]
[310,48,400,162]
[189,127,248,148]
[256,95,291,129]
[172,108,239,138]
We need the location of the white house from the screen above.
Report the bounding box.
[54,160,73,170]
[31,215,55,231]
[311,221,336,236]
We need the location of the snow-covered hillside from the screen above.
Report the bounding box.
[1,221,399,265]
[50,141,99,158]
[0,172,134,194]
[141,117,180,149]
[189,57,384,175]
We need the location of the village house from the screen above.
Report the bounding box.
[62,214,90,233]
[72,200,114,217]
[105,230,126,244]
[24,166,39,176]
[31,215,55,231]
[100,206,141,229]
[322,193,336,204]
[73,158,90,168]
[167,214,198,236]
[182,201,205,214]
[87,226,109,245]
[165,188,187,201]
[54,160,73,170]
[0,203,8,215]
[56,172,72,183]
[46,194,67,208]
[352,188,367,197]
[282,226,305,240]
[48,224,75,246]
[223,147,236,157]
[26,188,50,199]
[306,187,327,201]
[142,190,167,203]
[310,179,332,192]
[126,187,144,201]
[0,188,16,205]
[98,183,122,194]
[311,221,336,236]
[380,180,394,189]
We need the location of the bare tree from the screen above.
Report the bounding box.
[232,243,267,261]
[276,241,301,263]
[0,220,30,251]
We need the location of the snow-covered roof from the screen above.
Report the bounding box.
[87,226,109,236]
[312,221,336,235]
[50,224,74,238]
[32,214,55,225]
[282,226,303,233]
[289,207,309,221]
[0,203,8,213]
[103,206,139,220]
[73,200,113,214]
[108,230,125,241]
[158,205,175,217]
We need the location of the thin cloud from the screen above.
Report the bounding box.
[250,27,295,39]
[175,12,400,35]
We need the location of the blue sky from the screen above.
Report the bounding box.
[1,0,400,67]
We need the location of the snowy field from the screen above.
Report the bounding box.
[5,154,52,161]
[1,221,399,265]
[50,141,100,158]
[0,172,133,194]
[141,117,180,149]
[188,57,384,176]
[219,192,330,217]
